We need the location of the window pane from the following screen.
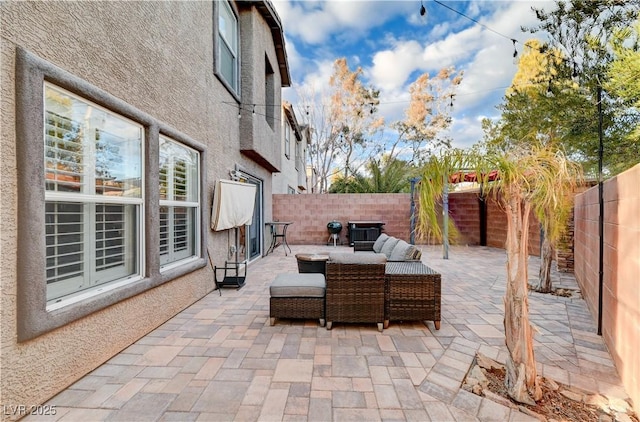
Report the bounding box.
[95,128,143,197]
[44,84,143,304]
[160,206,169,260]
[93,203,138,285]
[159,206,196,266]
[95,204,126,271]
[159,137,199,268]
[45,85,143,198]
[219,42,236,89]
[219,1,237,52]
[46,201,139,301]
[46,202,84,285]
[217,0,238,91]
[159,137,199,202]
[45,111,84,192]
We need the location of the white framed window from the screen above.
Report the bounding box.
[217,0,239,93]
[159,137,200,268]
[44,83,144,305]
[17,49,207,340]
[295,136,302,171]
[284,120,291,159]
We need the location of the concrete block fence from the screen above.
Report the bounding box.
[574,163,640,412]
[272,191,540,256]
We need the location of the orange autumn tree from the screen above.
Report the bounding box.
[389,67,463,164]
[297,60,462,192]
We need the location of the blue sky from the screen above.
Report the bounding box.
[272,0,556,150]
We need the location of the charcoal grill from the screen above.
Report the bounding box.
[327,221,342,246]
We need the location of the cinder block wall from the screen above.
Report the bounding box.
[272,191,540,255]
[485,193,541,256]
[574,163,640,412]
[272,193,411,245]
[448,191,481,245]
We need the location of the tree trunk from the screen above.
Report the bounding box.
[503,195,542,405]
[537,236,554,293]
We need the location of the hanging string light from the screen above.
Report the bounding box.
[512,39,519,64]
[420,1,426,17]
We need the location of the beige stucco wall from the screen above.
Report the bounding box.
[273,112,306,194]
[1,1,281,418]
[238,6,283,172]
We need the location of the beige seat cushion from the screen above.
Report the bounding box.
[270,273,326,298]
[328,252,387,264]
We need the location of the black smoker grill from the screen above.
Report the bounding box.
[347,221,385,246]
[327,221,343,246]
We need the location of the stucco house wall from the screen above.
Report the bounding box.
[272,103,308,194]
[0,1,288,417]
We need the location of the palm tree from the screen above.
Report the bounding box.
[417,145,581,404]
[329,156,412,193]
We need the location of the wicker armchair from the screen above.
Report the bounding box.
[384,262,441,330]
[325,253,387,332]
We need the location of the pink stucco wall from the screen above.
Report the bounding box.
[574,163,640,411]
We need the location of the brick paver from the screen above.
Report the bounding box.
[28,245,634,421]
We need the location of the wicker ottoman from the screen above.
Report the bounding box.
[270,273,326,327]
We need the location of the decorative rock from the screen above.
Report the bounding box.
[476,353,504,371]
[517,405,546,421]
[541,377,560,391]
[585,393,610,412]
[612,412,634,422]
[559,389,584,402]
[607,397,632,414]
[484,390,515,409]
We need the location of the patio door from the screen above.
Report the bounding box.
[235,171,262,262]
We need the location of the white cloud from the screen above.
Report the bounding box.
[370,40,424,91]
[277,0,556,150]
[273,0,415,45]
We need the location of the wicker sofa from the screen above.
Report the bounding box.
[353,233,422,261]
[325,253,387,332]
[352,234,441,330]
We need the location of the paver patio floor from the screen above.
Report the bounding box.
[31,245,633,421]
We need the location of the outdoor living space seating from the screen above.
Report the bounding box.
[325,252,387,332]
[283,244,441,331]
[269,272,326,327]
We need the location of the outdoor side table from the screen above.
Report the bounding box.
[384,261,441,330]
[295,253,329,275]
[266,221,292,256]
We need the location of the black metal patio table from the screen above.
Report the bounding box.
[266,221,292,256]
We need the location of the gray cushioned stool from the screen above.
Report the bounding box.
[270,273,326,326]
